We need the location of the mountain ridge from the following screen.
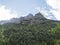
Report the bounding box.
[0,12,60,25]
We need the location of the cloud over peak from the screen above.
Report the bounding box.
[45,0,60,21]
[36,0,60,21]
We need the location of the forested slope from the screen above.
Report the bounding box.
[0,12,60,45]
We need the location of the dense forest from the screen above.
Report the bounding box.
[0,12,60,45]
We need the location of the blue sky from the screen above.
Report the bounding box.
[0,0,47,20]
[0,0,50,15]
[0,0,43,15]
[0,0,60,21]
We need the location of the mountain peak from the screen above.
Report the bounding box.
[35,12,45,19]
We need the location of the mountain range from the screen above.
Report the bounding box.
[0,12,59,25]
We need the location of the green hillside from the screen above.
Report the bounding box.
[0,12,60,45]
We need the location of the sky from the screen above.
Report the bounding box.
[0,0,60,21]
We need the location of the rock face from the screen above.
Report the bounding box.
[25,13,33,19]
[35,12,45,19]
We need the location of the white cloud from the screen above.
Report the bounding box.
[46,0,60,10]
[0,5,18,21]
[45,0,60,21]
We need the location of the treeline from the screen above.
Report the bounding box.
[0,21,60,45]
